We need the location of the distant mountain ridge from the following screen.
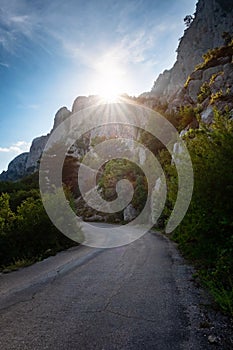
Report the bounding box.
[0,97,95,181]
[0,137,49,182]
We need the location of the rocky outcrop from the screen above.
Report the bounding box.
[0,153,29,182]
[161,39,233,122]
[25,135,49,173]
[72,95,100,113]
[148,0,233,105]
[0,107,72,182]
[52,107,71,130]
[0,95,112,182]
[0,134,49,182]
[123,204,138,222]
[187,60,233,121]
[2,0,233,182]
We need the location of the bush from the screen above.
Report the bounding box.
[0,182,77,269]
[197,82,211,103]
[98,159,147,212]
[164,109,233,315]
[195,40,233,71]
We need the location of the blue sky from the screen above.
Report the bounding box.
[0,0,197,172]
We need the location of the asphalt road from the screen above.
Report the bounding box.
[0,227,216,349]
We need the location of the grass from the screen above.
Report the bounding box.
[203,277,233,316]
[172,236,233,317]
[1,257,36,273]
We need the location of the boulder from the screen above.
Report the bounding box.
[123,204,138,222]
[201,106,214,123]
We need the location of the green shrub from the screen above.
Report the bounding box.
[98,159,147,212]
[0,183,77,269]
[210,89,224,104]
[184,76,191,88]
[195,40,233,71]
[166,109,233,315]
[178,105,197,129]
[197,82,211,103]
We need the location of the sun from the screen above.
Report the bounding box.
[97,80,121,103]
[91,55,127,103]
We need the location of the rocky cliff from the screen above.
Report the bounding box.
[0,153,29,182]
[0,135,50,182]
[147,0,233,106]
[0,107,71,182]
[0,96,110,182]
[1,0,233,182]
[182,44,233,122]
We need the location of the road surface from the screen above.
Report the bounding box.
[0,227,219,349]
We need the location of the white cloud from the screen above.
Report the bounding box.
[0,62,10,68]
[0,0,180,72]
[0,141,30,154]
[0,141,30,172]
[0,2,42,53]
[10,15,29,24]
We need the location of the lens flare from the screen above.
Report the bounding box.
[90,54,127,102]
[39,101,194,249]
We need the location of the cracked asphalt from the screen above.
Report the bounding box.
[0,228,221,349]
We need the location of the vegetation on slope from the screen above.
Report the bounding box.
[195,37,233,71]
[0,173,77,271]
[162,109,233,316]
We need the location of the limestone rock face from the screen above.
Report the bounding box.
[52,107,71,131]
[149,0,233,103]
[0,95,110,182]
[2,0,233,182]
[0,106,74,181]
[181,59,233,122]
[0,96,103,182]
[0,134,49,182]
[0,153,29,181]
[72,96,99,113]
[26,135,49,172]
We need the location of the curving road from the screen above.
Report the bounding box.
[0,227,215,349]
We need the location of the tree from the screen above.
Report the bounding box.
[0,193,15,232]
[170,109,233,314]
